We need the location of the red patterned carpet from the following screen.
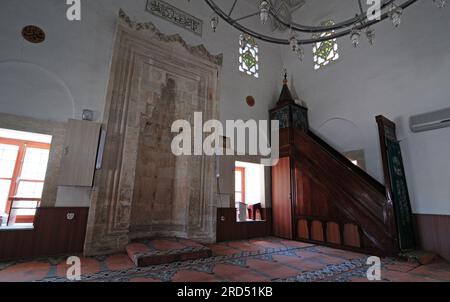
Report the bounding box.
[0,237,449,282]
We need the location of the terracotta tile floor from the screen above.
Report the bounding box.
[0,237,449,282]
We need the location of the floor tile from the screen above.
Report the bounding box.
[129,277,162,282]
[0,261,51,282]
[1,237,449,283]
[105,254,135,271]
[208,245,241,256]
[246,258,299,279]
[171,269,221,282]
[408,261,450,281]
[213,263,270,282]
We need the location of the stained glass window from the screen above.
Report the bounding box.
[239,34,259,78]
[313,20,340,70]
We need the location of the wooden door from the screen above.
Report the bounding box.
[271,157,293,239]
[59,119,101,187]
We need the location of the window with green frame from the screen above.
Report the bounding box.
[313,20,340,70]
[239,34,259,78]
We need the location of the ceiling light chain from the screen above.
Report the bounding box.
[205,0,445,49]
[388,1,404,27]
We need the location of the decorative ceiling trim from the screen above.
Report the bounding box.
[118,9,223,66]
[145,0,203,36]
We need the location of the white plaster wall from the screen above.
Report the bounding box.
[0,0,283,123]
[281,0,450,215]
[0,0,284,207]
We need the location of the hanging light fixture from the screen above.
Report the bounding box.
[289,35,298,52]
[204,0,421,47]
[259,1,270,25]
[295,45,305,62]
[389,2,404,27]
[350,28,361,48]
[365,27,375,45]
[210,14,219,32]
[288,28,304,62]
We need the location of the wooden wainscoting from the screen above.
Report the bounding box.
[216,208,272,242]
[415,214,450,261]
[0,207,89,261]
[296,217,363,252]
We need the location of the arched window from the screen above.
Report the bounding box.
[313,20,340,70]
[239,34,259,78]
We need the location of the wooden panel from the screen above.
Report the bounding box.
[270,97,397,255]
[344,224,361,248]
[311,220,324,242]
[292,128,396,255]
[59,119,101,187]
[297,219,309,239]
[216,208,272,242]
[327,222,341,245]
[271,157,292,239]
[416,214,450,261]
[376,115,415,251]
[0,207,89,261]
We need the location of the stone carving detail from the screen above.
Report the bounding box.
[118,9,222,65]
[84,11,221,255]
[146,0,203,36]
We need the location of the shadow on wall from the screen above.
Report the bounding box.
[316,117,365,153]
[0,61,74,122]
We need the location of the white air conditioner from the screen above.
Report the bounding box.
[410,107,450,133]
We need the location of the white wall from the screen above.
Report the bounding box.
[0,0,284,207]
[281,0,450,215]
[0,0,282,123]
[4,1,447,215]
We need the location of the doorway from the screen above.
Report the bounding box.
[234,161,266,222]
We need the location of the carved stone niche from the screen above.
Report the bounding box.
[84,10,223,256]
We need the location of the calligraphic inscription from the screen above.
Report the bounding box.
[386,138,416,251]
[146,0,203,36]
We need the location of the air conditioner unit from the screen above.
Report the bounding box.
[410,107,450,133]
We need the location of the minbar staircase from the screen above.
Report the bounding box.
[270,77,417,257]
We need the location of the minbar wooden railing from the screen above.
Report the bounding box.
[292,128,398,255]
[296,214,364,251]
[307,130,386,195]
[270,83,400,256]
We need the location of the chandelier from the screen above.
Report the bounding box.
[205,0,446,60]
